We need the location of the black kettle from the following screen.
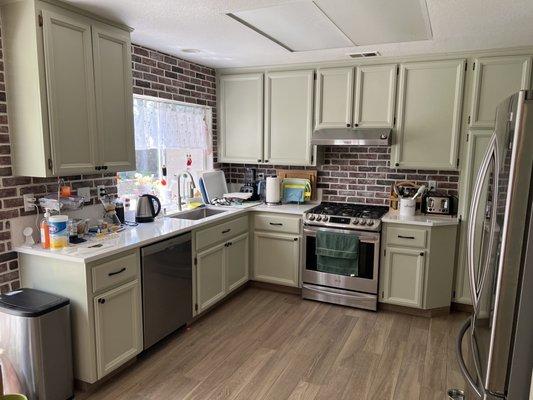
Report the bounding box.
[135,194,161,223]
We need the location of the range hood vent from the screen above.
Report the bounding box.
[311,127,391,146]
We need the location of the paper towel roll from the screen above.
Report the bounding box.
[265,177,281,204]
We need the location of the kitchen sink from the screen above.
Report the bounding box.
[172,208,228,220]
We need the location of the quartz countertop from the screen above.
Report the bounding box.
[15,203,316,263]
[382,210,460,227]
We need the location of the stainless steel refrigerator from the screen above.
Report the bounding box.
[456,90,533,399]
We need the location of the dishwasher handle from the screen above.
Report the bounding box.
[141,232,192,257]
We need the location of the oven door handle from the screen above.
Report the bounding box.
[303,227,380,243]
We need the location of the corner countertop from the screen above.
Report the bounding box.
[15,202,317,263]
[382,210,460,227]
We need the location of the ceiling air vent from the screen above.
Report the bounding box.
[348,51,380,58]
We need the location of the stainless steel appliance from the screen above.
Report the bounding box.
[0,288,73,400]
[422,192,453,215]
[302,203,388,310]
[455,91,533,399]
[239,167,260,201]
[141,233,192,349]
[311,127,391,146]
[136,194,161,223]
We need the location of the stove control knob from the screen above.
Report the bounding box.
[359,219,366,225]
[352,218,359,225]
[367,220,375,226]
[322,216,329,222]
[316,216,322,221]
[308,215,316,221]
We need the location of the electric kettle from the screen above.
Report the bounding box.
[135,194,161,223]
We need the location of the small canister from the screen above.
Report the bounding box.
[399,198,416,217]
[48,215,69,250]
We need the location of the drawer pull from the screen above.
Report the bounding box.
[269,222,283,226]
[397,235,415,239]
[108,267,126,277]
[98,298,106,304]
[222,228,231,234]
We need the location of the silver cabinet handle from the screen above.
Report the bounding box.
[456,317,483,398]
[108,267,126,277]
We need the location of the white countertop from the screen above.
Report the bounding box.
[15,203,316,263]
[382,210,460,227]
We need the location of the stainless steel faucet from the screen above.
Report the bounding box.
[176,171,196,211]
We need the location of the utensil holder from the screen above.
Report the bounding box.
[399,198,416,217]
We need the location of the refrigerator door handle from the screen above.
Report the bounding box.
[467,133,500,311]
[457,317,484,398]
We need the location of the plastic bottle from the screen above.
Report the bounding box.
[49,215,69,250]
[40,210,51,249]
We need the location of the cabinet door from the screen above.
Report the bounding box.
[454,130,492,304]
[94,280,142,379]
[265,70,314,165]
[470,56,532,129]
[42,10,98,175]
[219,73,264,163]
[92,24,136,172]
[226,233,249,293]
[253,231,300,287]
[381,246,425,308]
[315,67,354,129]
[392,59,466,170]
[353,64,397,128]
[196,243,226,313]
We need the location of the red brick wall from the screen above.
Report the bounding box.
[223,145,459,204]
[0,36,218,293]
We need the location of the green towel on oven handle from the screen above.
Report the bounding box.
[315,230,359,277]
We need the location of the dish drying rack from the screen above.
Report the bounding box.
[38,178,87,212]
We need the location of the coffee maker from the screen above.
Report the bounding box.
[240,168,260,201]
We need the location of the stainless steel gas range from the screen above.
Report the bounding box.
[301,202,388,311]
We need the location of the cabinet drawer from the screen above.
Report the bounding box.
[92,252,139,293]
[196,215,248,251]
[386,226,427,248]
[254,214,301,234]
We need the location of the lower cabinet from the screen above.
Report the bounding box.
[253,231,300,287]
[195,229,249,314]
[379,222,458,310]
[381,247,425,308]
[93,279,143,379]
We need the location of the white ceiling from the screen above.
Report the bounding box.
[64,0,533,68]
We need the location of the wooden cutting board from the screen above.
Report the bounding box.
[276,169,318,201]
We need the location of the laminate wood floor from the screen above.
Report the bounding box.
[78,288,469,400]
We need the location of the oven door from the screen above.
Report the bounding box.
[302,225,380,294]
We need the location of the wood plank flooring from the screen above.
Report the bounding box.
[78,288,469,400]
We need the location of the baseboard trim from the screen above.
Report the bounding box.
[378,303,450,318]
[451,301,473,313]
[249,280,301,295]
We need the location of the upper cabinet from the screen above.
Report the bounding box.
[264,70,314,165]
[315,67,354,129]
[314,64,397,130]
[392,59,466,170]
[469,55,532,129]
[1,0,135,177]
[353,64,397,128]
[218,73,264,164]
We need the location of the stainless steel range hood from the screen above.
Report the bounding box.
[311,128,391,146]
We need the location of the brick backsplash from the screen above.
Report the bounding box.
[221,145,459,205]
[0,26,218,293]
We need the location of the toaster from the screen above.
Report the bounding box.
[422,194,454,215]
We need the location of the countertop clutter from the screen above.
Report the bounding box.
[382,210,460,227]
[15,203,318,263]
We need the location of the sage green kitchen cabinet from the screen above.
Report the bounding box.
[454,130,492,304]
[380,223,458,310]
[196,242,226,313]
[353,64,397,128]
[469,55,532,129]
[92,23,136,172]
[218,73,264,163]
[253,231,300,287]
[264,70,314,165]
[1,0,134,177]
[226,232,250,293]
[315,67,354,129]
[93,279,143,379]
[381,246,425,308]
[314,64,397,130]
[392,59,466,170]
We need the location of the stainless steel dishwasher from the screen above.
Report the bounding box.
[141,232,192,349]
